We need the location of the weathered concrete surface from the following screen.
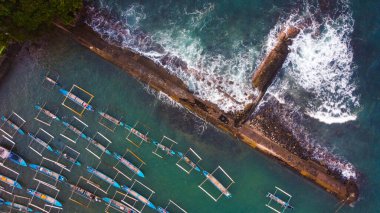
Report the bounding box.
[252,26,300,92]
[234,26,300,126]
[54,22,358,204]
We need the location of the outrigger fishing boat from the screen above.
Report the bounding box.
[98,111,124,126]
[124,125,149,141]
[53,150,81,166]
[67,183,101,202]
[4,200,33,212]
[27,189,63,207]
[1,116,25,135]
[266,192,294,210]
[87,166,121,189]
[85,136,112,155]
[27,133,54,152]
[62,121,87,139]
[28,164,67,182]
[152,141,175,156]
[113,152,144,178]
[45,76,61,87]
[177,152,201,172]
[59,88,94,111]
[102,197,135,213]
[202,170,232,198]
[0,174,22,189]
[34,105,60,121]
[0,146,27,167]
[157,206,170,213]
[121,185,156,210]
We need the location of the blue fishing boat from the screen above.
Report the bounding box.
[28,164,67,182]
[4,201,33,212]
[0,174,22,189]
[27,133,54,152]
[53,150,81,166]
[34,105,60,121]
[1,116,25,135]
[87,166,121,189]
[152,141,175,156]
[85,136,112,155]
[27,189,63,207]
[177,152,201,172]
[102,197,135,213]
[157,206,170,213]
[121,185,156,210]
[98,111,124,126]
[59,88,94,111]
[62,121,87,139]
[113,152,144,178]
[0,146,27,167]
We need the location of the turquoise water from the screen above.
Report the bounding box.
[0,0,379,212]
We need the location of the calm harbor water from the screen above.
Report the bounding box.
[0,0,380,212]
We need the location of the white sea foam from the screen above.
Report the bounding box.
[86,0,358,180]
[266,0,359,125]
[86,2,257,112]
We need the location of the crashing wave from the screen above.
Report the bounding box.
[266,0,359,125]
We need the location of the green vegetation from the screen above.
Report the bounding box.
[0,0,83,48]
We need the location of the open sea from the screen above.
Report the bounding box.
[0,0,379,212]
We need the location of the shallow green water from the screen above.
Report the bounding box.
[0,32,351,213]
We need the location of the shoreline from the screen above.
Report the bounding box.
[0,43,22,84]
[53,21,358,203]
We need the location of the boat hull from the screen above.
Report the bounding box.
[27,189,63,207]
[113,152,145,178]
[87,166,121,189]
[121,185,156,210]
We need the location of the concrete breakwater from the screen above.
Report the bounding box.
[54,20,358,204]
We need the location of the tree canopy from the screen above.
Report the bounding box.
[0,0,83,45]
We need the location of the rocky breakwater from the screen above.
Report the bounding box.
[234,26,300,126]
[53,13,358,203]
